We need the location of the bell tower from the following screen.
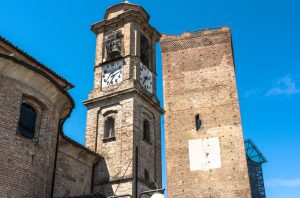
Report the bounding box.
[84,2,163,197]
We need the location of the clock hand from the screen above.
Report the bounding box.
[109,70,121,84]
[111,70,120,79]
[144,76,151,84]
[106,68,121,84]
[106,71,113,83]
[143,76,150,85]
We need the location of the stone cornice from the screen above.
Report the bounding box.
[94,175,157,189]
[104,2,150,21]
[91,10,161,42]
[83,87,164,114]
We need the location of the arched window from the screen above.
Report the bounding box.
[18,103,37,139]
[143,120,150,142]
[195,114,202,130]
[104,117,115,139]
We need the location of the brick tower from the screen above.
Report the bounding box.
[160,28,251,197]
[84,3,163,197]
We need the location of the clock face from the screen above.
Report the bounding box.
[102,60,123,88]
[139,63,153,93]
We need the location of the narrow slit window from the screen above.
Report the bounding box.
[18,103,37,139]
[195,114,201,130]
[104,117,115,138]
[144,168,150,181]
[143,120,150,142]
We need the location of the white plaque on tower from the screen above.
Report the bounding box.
[188,137,221,171]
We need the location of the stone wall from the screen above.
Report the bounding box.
[85,94,135,197]
[160,27,251,197]
[85,91,162,197]
[85,3,163,197]
[53,136,99,198]
[133,94,162,194]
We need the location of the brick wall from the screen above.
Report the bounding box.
[53,136,99,198]
[161,27,251,197]
[0,56,73,198]
[0,74,58,198]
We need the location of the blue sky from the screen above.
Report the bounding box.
[1,0,300,197]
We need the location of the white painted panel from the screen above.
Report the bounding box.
[188,137,221,171]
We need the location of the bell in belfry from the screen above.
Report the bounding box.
[107,38,121,59]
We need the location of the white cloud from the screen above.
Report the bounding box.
[265,75,300,96]
[266,178,300,188]
[243,75,300,98]
[243,88,263,98]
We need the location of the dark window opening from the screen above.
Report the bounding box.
[140,35,150,66]
[18,103,37,139]
[105,31,122,60]
[195,114,202,130]
[106,39,121,59]
[144,169,150,181]
[104,117,115,139]
[143,120,150,142]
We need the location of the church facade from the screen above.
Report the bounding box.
[0,2,266,198]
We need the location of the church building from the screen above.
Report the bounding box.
[0,2,267,198]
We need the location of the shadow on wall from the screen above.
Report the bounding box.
[93,159,114,197]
